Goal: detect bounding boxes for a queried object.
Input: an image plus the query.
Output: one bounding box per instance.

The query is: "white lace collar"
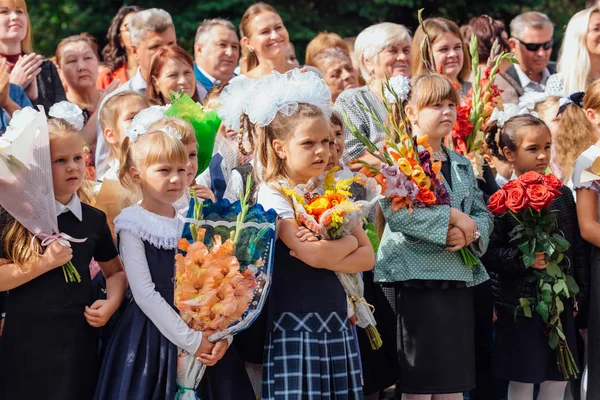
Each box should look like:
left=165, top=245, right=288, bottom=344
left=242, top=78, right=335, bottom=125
left=114, top=204, right=182, bottom=250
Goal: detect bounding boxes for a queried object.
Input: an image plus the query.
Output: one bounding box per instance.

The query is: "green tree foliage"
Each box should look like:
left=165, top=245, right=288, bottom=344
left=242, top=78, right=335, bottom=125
left=27, top=0, right=585, bottom=62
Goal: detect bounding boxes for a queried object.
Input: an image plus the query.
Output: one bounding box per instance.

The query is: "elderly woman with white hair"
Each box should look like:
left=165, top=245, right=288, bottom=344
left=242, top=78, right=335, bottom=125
left=546, top=6, right=600, bottom=96
left=333, top=22, right=412, bottom=168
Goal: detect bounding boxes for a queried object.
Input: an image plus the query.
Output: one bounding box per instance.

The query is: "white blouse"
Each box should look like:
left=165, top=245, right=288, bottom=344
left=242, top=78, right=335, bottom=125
left=114, top=204, right=203, bottom=355
left=572, top=144, right=600, bottom=220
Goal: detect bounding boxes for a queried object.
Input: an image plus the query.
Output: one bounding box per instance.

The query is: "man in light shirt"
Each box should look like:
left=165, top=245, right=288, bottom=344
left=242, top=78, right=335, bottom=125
left=95, top=8, right=177, bottom=177
left=193, top=19, right=240, bottom=103
left=497, top=12, right=555, bottom=104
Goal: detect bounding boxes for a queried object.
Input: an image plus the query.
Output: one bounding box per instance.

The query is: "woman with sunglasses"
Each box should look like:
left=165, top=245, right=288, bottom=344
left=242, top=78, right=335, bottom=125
left=97, top=5, right=142, bottom=90
left=546, top=6, right=600, bottom=96
left=497, top=11, right=555, bottom=105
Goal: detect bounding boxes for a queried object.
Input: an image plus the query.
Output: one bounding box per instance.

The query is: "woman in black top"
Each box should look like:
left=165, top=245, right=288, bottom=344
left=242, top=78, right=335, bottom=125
left=0, top=0, right=66, bottom=110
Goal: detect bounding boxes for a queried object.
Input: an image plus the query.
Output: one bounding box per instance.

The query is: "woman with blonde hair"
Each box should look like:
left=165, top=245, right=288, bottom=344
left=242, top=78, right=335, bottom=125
left=334, top=22, right=412, bottom=167
left=547, top=6, right=600, bottom=96
left=412, top=17, right=472, bottom=96
left=553, top=82, right=600, bottom=184
left=0, top=0, right=66, bottom=110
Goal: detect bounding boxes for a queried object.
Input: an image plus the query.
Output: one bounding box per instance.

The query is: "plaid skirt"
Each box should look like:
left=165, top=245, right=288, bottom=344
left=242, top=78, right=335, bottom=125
left=262, top=311, right=364, bottom=400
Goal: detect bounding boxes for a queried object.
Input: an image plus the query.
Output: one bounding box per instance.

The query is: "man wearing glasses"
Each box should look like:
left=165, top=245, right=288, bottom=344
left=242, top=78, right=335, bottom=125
left=498, top=12, right=555, bottom=104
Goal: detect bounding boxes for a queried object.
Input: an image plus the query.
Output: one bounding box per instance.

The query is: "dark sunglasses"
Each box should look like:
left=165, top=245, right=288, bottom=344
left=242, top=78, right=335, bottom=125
left=515, top=38, right=553, bottom=52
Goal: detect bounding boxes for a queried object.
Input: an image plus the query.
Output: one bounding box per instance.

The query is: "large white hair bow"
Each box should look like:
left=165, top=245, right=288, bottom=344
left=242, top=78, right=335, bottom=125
left=219, top=69, right=332, bottom=129
left=48, top=101, right=85, bottom=130
left=490, top=103, right=538, bottom=128
left=125, top=104, right=171, bottom=142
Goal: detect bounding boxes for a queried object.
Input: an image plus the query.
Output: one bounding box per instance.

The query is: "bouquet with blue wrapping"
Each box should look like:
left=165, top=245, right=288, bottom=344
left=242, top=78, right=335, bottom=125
left=173, top=175, right=277, bottom=399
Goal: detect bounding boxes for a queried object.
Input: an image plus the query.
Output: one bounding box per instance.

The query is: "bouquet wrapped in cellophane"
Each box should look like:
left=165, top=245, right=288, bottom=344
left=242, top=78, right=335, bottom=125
left=282, top=166, right=384, bottom=349
left=173, top=175, right=277, bottom=399
left=450, top=35, right=517, bottom=177
left=0, top=106, right=85, bottom=283
left=166, top=92, right=221, bottom=176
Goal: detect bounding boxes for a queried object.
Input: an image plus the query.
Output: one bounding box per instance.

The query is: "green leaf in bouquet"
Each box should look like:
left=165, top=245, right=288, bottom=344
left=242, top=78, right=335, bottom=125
left=552, top=233, right=570, bottom=253
left=565, top=275, right=580, bottom=296
left=542, top=289, right=552, bottom=304
left=554, top=252, right=564, bottom=264
left=546, top=262, right=561, bottom=277
left=553, top=280, right=565, bottom=295
left=556, top=296, right=564, bottom=314
left=522, top=252, right=536, bottom=268
left=538, top=212, right=557, bottom=227
left=518, top=240, right=535, bottom=256
left=536, top=301, right=549, bottom=323
left=549, top=329, right=559, bottom=349
left=556, top=326, right=566, bottom=340
left=164, top=93, right=220, bottom=175
left=519, top=297, right=532, bottom=318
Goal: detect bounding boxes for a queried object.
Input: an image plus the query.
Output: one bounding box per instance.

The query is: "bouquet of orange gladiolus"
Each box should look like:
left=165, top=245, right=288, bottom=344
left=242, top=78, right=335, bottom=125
left=342, top=77, right=479, bottom=267
left=173, top=176, right=277, bottom=399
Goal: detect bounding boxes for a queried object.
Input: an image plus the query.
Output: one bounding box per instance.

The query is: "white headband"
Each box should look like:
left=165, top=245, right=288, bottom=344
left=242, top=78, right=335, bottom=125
left=384, top=75, right=411, bottom=104
left=490, top=103, right=539, bottom=128
left=125, top=105, right=172, bottom=142
left=48, top=101, right=85, bottom=130
left=218, top=69, right=332, bottom=129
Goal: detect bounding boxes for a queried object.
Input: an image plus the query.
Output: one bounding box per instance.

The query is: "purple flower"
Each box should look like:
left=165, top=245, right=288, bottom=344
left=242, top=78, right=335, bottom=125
left=381, top=163, right=399, bottom=177
left=433, top=181, right=450, bottom=205
left=405, top=180, right=419, bottom=201
left=418, top=150, right=430, bottom=165
left=422, top=161, right=434, bottom=179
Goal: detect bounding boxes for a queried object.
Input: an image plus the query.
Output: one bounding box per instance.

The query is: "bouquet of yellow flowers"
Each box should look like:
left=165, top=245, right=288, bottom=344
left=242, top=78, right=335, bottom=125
left=173, top=176, right=277, bottom=399
left=282, top=167, right=384, bottom=349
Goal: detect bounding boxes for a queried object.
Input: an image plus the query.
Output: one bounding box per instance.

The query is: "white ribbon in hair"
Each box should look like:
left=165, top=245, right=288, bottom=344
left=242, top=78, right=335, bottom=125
left=218, top=69, right=332, bottom=129
left=124, top=104, right=171, bottom=142
left=490, top=103, right=539, bottom=128
left=217, top=77, right=257, bottom=131
left=157, top=126, right=182, bottom=141
left=517, top=92, right=549, bottom=111
left=48, top=101, right=85, bottom=130
left=384, top=75, right=411, bottom=104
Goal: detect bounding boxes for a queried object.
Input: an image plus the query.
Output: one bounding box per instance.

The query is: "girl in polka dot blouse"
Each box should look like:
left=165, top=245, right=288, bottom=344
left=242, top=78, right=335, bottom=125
left=374, top=74, right=492, bottom=399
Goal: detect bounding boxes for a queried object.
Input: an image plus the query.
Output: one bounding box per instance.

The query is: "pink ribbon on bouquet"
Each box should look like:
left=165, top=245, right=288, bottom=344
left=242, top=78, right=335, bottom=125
left=31, top=232, right=87, bottom=251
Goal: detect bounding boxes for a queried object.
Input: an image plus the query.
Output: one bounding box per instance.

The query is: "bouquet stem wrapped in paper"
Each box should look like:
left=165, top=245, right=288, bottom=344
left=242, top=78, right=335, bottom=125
left=283, top=167, right=384, bottom=349
left=0, top=107, right=85, bottom=283
left=174, top=175, right=277, bottom=398
left=488, top=172, right=579, bottom=379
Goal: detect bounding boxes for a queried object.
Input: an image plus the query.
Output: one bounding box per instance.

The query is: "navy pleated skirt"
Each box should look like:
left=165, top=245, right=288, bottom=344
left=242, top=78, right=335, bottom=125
left=94, top=300, right=178, bottom=400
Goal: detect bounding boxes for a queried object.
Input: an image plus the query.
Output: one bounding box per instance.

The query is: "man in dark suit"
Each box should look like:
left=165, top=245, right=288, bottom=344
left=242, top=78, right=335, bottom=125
left=193, top=19, right=240, bottom=103
left=497, top=12, right=555, bottom=104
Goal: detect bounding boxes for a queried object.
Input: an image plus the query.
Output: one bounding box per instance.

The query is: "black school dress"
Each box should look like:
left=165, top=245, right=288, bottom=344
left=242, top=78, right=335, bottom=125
left=0, top=204, right=118, bottom=400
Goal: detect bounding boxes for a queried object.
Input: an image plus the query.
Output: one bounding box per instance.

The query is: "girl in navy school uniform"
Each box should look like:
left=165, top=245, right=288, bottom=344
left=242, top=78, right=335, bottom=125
left=483, top=114, right=588, bottom=400
left=94, top=128, right=228, bottom=399
left=220, top=70, right=374, bottom=399
left=0, top=117, right=128, bottom=400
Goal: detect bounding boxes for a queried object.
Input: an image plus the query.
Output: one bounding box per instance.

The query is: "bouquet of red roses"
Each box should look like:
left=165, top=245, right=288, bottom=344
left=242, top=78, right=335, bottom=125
left=488, top=172, right=580, bottom=379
